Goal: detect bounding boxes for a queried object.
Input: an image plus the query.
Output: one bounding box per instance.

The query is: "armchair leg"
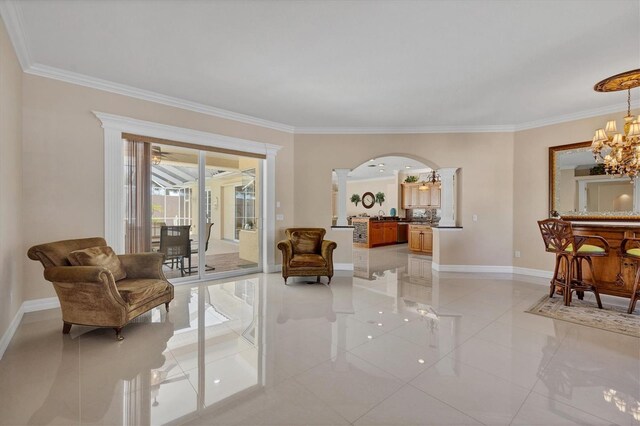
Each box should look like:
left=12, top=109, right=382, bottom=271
left=62, top=322, right=71, bottom=334
left=316, top=276, right=320, bottom=283
left=114, top=328, right=124, bottom=341
left=328, top=276, right=332, bottom=284
left=165, top=302, right=170, bottom=312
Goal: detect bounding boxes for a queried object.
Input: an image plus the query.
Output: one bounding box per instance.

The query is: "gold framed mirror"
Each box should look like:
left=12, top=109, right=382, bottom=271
left=549, top=142, right=640, bottom=220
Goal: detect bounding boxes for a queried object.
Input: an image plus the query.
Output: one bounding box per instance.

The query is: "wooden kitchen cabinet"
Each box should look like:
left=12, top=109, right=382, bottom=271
left=370, top=222, right=384, bottom=246
left=401, top=183, right=441, bottom=209
left=383, top=222, right=397, bottom=244
left=408, top=224, right=433, bottom=254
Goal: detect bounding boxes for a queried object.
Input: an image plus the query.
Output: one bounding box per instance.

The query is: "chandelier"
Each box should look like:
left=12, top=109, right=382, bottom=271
left=418, top=170, right=441, bottom=191
left=591, top=69, right=640, bottom=179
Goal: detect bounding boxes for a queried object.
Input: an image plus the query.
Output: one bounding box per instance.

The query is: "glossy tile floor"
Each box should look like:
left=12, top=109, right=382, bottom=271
left=1, top=245, right=638, bottom=425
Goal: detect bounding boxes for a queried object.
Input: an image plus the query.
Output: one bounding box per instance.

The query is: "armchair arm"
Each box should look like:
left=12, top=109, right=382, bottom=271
left=321, top=240, right=337, bottom=260
left=44, top=265, right=112, bottom=284
left=118, top=252, right=166, bottom=279
left=43, top=266, right=128, bottom=325
left=277, top=240, right=293, bottom=263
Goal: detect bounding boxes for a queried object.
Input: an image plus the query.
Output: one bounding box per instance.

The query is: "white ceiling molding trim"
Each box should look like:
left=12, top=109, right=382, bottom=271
left=512, top=99, right=640, bottom=132
left=295, top=125, right=518, bottom=134
left=93, top=111, right=283, bottom=157
left=28, top=64, right=295, bottom=133
left=0, top=0, right=32, bottom=69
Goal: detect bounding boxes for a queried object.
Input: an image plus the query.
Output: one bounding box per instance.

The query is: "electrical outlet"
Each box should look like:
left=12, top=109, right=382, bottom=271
left=514, top=250, right=521, bottom=258
left=472, top=214, right=478, bottom=222
left=276, top=214, right=284, bottom=221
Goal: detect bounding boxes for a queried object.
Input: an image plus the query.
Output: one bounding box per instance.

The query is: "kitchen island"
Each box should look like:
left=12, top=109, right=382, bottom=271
left=352, top=217, right=409, bottom=248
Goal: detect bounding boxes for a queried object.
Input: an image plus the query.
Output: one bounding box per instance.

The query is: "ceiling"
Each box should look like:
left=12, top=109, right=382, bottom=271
left=4, top=0, right=640, bottom=132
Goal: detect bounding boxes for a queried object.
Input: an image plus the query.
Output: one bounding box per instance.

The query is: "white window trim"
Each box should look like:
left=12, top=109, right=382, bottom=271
left=93, top=111, right=282, bottom=273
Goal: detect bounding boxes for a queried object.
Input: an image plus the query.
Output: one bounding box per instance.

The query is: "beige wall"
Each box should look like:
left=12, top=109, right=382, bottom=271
left=293, top=133, right=515, bottom=266
left=22, top=74, right=294, bottom=301
left=346, top=177, right=396, bottom=216
left=0, top=17, right=23, bottom=339
left=513, top=109, right=639, bottom=272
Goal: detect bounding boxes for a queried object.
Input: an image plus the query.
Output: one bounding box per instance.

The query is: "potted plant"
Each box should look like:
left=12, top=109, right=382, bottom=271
left=350, top=193, right=361, bottom=206
left=404, top=176, right=418, bottom=183
left=375, top=192, right=385, bottom=206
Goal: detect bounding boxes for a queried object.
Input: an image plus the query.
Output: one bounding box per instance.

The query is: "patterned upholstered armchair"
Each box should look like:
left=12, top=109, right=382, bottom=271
left=277, top=228, right=337, bottom=284
left=28, top=237, right=174, bottom=340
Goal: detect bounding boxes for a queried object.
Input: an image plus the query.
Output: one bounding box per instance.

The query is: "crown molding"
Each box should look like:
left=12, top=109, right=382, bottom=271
left=0, top=0, right=32, bottom=69
left=293, top=124, right=517, bottom=134
left=512, top=99, right=640, bottom=132
left=27, top=64, right=295, bottom=133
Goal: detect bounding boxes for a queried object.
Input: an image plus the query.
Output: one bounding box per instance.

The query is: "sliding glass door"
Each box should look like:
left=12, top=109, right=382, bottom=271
left=124, top=137, right=262, bottom=283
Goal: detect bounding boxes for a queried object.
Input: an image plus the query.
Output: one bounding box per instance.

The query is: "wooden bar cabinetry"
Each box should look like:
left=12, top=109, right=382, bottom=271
left=569, top=223, right=640, bottom=298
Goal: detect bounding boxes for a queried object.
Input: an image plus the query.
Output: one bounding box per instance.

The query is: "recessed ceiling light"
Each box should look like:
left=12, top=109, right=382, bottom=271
left=378, top=163, right=385, bottom=167
left=213, top=379, right=221, bottom=384
left=367, top=335, right=373, bottom=339
left=377, top=323, right=383, bottom=327
left=378, top=311, right=383, bottom=314
left=418, top=359, right=425, bottom=364
left=405, top=166, right=411, bottom=169
left=379, top=169, right=385, bottom=173
left=404, top=318, right=409, bottom=322
left=369, top=159, right=375, bottom=162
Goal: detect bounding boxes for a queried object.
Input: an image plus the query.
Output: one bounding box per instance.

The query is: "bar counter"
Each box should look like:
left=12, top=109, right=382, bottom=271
left=570, top=222, right=640, bottom=298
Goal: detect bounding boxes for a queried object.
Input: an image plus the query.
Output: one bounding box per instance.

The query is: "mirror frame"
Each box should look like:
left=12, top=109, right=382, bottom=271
left=549, top=141, right=640, bottom=221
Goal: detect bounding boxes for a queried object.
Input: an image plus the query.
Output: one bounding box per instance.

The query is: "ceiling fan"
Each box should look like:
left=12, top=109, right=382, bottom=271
left=152, top=146, right=170, bottom=165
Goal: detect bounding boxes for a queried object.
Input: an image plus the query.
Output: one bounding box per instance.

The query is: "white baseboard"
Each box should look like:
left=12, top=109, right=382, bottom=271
left=432, top=262, right=553, bottom=278
left=511, top=267, right=553, bottom=279
left=22, top=297, right=60, bottom=313
left=335, top=263, right=354, bottom=271
left=0, top=305, right=24, bottom=360
left=264, top=264, right=282, bottom=273
left=432, top=263, right=513, bottom=273
left=0, top=296, right=61, bottom=360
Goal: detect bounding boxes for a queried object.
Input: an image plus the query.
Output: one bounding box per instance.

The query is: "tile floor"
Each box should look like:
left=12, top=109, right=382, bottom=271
left=0, top=245, right=638, bottom=425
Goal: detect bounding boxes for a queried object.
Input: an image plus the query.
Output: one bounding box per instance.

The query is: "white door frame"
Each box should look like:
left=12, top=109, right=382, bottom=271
left=94, top=111, right=282, bottom=273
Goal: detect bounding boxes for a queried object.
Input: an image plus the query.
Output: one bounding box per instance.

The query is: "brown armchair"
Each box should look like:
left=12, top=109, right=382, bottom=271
left=277, top=228, right=337, bottom=284
left=28, top=237, right=174, bottom=340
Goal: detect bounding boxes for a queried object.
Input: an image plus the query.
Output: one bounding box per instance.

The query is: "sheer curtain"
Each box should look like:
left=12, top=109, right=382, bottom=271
left=124, top=140, right=151, bottom=253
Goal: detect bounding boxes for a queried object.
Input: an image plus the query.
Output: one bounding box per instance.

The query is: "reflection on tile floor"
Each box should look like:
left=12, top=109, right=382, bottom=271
left=1, top=245, right=638, bottom=425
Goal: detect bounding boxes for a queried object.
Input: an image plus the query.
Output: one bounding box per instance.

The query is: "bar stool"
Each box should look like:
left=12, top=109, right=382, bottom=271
left=619, top=238, right=640, bottom=314
left=538, top=219, right=607, bottom=308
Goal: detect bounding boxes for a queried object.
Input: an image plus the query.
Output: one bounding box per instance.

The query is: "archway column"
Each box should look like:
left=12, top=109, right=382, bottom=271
left=437, top=167, right=459, bottom=227
left=334, top=168, right=351, bottom=226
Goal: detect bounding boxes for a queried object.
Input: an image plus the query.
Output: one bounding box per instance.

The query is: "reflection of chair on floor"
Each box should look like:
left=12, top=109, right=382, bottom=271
left=27, top=318, right=176, bottom=425
left=159, top=225, right=192, bottom=277
left=187, top=222, right=215, bottom=274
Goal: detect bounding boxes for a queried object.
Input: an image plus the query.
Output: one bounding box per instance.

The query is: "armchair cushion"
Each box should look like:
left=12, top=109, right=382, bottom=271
left=290, top=254, right=327, bottom=268
left=68, top=246, right=127, bottom=281
left=289, top=230, right=323, bottom=254
left=116, top=278, right=170, bottom=306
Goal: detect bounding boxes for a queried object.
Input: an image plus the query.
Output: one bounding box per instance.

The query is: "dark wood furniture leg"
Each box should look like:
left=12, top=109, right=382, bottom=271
left=62, top=322, right=71, bottom=334
left=114, top=328, right=124, bottom=341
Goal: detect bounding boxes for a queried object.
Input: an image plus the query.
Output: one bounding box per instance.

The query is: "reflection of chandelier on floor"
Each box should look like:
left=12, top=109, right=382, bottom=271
left=591, top=69, right=640, bottom=179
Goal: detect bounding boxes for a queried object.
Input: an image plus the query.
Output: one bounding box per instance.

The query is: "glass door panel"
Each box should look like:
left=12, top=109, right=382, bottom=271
left=150, top=143, right=199, bottom=281
left=204, top=153, right=261, bottom=278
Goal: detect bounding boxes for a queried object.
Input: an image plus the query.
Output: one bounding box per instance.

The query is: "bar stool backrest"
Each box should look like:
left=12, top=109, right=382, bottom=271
left=538, top=218, right=573, bottom=254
